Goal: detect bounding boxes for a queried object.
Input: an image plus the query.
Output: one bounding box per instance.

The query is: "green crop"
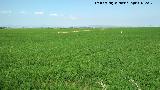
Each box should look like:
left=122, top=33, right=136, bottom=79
left=0, top=27, right=160, bottom=89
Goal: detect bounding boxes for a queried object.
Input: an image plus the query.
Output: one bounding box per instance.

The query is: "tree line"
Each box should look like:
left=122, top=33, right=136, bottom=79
left=0, top=27, right=8, bottom=29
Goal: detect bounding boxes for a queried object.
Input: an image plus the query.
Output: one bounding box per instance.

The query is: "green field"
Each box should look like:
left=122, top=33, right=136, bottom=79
left=0, top=27, right=160, bottom=89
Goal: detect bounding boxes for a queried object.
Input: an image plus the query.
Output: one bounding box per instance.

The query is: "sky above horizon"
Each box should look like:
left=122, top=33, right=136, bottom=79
left=0, top=0, right=160, bottom=27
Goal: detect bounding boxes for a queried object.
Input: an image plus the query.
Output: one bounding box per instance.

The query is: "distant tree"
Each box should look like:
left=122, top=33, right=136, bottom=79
left=0, top=27, right=7, bottom=29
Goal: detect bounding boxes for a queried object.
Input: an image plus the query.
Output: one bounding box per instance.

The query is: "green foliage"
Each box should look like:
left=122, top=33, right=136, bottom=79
left=0, top=27, right=7, bottom=29
left=0, top=27, right=160, bottom=89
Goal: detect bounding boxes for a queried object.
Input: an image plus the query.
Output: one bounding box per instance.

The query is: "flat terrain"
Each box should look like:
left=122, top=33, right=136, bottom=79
left=0, top=27, right=160, bottom=89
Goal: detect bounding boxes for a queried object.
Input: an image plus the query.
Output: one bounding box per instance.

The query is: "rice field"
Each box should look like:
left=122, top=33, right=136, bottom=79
left=0, top=27, right=160, bottom=89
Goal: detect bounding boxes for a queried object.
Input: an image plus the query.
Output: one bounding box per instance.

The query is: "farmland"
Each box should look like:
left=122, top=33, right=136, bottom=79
left=0, top=27, right=160, bottom=89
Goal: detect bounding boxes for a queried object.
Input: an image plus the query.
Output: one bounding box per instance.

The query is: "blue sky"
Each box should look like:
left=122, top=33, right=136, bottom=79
left=0, top=0, right=160, bottom=27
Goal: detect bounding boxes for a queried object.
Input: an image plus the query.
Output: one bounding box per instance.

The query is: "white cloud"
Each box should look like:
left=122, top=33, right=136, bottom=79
left=69, top=15, right=78, bottom=20
left=0, top=10, right=12, bottom=14
left=49, top=13, right=58, bottom=16
left=34, top=11, right=44, bottom=15
left=20, top=11, right=26, bottom=14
